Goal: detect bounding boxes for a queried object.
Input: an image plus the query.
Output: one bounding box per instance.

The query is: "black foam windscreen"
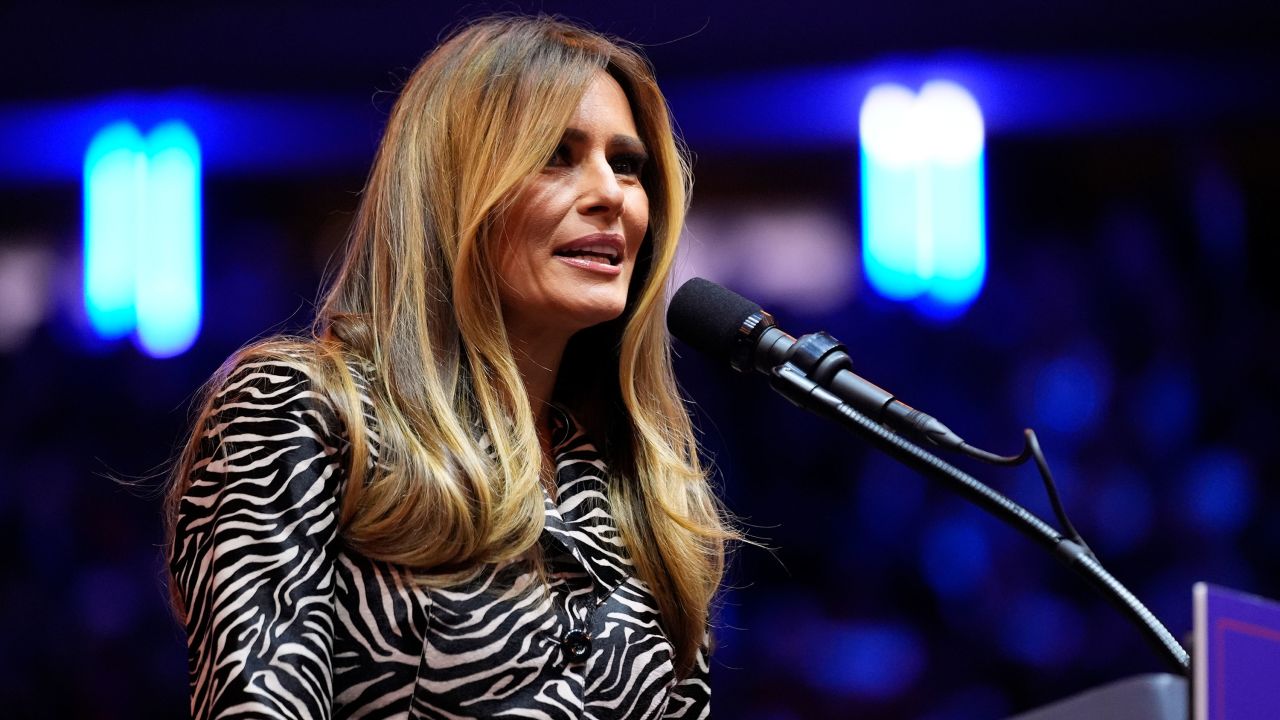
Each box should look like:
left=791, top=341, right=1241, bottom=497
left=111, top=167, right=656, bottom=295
left=667, top=277, right=762, bottom=364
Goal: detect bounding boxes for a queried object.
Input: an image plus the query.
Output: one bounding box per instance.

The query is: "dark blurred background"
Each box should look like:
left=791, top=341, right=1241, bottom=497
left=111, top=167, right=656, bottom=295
left=3, top=1, right=1279, bottom=718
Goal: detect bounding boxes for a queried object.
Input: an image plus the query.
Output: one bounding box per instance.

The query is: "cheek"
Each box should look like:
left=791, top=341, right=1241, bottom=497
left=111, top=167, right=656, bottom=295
left=491, top=231, right=543, bottom=313
left=493, top=190, right=554, bottom=280
left=499, top=182, right=560, bottom=242
left=627, top=195, right=651, bottom=256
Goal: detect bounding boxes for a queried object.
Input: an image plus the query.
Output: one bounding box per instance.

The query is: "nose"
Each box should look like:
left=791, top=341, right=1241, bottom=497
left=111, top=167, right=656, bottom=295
left=576, top=155, right=624, bottom=219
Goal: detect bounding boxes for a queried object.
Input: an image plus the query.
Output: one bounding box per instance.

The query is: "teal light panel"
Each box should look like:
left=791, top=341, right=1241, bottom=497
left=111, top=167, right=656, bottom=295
left=859, top=81, right=986, bottom=317
left=83, top=121, right=202, bottom=357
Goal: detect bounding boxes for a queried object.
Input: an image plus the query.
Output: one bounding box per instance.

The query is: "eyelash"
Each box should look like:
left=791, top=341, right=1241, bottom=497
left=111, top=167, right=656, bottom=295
left=546, top=145, right=648, bottom=176
left=547, top=144, right=572, bottom=167
left=611, top=153, right=647, bottom=176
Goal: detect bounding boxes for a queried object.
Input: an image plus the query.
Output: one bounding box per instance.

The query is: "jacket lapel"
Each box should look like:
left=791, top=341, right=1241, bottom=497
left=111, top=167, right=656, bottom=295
left=539, top=405, right=631, bottom=598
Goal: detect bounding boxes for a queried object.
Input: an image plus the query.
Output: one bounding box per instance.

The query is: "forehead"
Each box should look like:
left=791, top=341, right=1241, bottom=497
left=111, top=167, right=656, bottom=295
left=566, top=70, right=639, bottom=138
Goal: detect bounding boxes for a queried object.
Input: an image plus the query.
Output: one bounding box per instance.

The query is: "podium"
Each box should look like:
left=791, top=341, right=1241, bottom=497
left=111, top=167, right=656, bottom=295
left=1005, top=584, right=1280, bottom=719
left=1006, top=674, right=1187, bottom=720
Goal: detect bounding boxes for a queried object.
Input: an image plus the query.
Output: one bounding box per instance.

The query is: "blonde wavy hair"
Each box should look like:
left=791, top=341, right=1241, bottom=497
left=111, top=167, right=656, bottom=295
left=166, top=15, right=736, bottom=677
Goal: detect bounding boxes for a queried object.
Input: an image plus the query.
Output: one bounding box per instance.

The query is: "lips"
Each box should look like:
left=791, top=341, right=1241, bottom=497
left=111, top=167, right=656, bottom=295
left=553, top=234, right=624, bottom=267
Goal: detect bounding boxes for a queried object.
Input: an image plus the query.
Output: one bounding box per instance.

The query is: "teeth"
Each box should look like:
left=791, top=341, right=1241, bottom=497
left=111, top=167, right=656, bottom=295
left=558, top=243, right=620, bottom=265
left=577, top=244, right=618, bottom=260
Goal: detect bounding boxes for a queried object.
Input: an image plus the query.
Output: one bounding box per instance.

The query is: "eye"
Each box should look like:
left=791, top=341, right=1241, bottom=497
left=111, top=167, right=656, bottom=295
left=610, top=152, right=648, bottom=176
left=546, top=142, right=571, bottom=168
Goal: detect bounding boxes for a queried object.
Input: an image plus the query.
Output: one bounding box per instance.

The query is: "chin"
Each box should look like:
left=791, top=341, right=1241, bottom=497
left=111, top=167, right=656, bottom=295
left=562, top=298, right=628, bottom=333
left=575, top=306, right=628, bottom=331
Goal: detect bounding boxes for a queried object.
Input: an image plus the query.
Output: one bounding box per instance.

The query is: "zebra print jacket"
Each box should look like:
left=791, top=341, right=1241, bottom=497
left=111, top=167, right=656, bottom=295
left=169, top=356, right=711, bottom=719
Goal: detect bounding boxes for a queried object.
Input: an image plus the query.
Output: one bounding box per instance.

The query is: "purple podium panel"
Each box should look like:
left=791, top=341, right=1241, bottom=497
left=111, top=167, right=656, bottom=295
left=1193, top=583, right=1280, bottom=720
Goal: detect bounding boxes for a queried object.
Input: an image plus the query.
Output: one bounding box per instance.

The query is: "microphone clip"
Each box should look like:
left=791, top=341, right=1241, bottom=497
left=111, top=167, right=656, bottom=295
left=785, top=331, right=854, bottom=386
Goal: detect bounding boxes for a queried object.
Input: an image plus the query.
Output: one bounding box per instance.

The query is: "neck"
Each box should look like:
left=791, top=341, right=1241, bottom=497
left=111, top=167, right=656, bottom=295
left=508, top=326, right=571, bottom=439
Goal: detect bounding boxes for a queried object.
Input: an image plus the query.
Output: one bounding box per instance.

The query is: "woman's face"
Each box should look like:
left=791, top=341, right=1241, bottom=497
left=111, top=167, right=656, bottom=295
left=495, top=69, right=650, bottom=348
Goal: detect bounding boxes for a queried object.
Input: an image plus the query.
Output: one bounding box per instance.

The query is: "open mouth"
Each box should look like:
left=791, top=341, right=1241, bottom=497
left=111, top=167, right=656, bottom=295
left=553, top=245, right=620, bottom=266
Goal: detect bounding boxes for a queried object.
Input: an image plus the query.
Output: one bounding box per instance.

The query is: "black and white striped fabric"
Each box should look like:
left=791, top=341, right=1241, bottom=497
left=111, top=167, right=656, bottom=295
left=170, top=356, right=711, bottom=719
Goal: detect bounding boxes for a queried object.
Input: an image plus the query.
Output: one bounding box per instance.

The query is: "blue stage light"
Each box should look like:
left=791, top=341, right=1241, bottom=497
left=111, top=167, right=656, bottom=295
left=136, top=122, right=202, bottom=358
left=82, top=120, right=202, bottom=357
left=1180, top=448, right=1254, bottom=535
left=809, top=621, right=924, bottom=698
left=84, top=122, right=145, bottom=340
left=859, top=81, right=986, bottom=317
left=1030, top=353, right=1110, bottom=436
left=920, top=513, right=991, bottom=599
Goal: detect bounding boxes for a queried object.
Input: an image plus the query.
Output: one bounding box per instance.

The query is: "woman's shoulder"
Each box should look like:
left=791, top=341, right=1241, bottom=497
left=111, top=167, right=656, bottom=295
left=204, top=337, right=377, bottom=444
left=217, top=337, right=371, bottom=382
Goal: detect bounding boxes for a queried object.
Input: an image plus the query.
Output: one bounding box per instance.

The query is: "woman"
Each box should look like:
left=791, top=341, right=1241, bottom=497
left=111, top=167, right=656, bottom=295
left=165, top=15, right=737, bottom=720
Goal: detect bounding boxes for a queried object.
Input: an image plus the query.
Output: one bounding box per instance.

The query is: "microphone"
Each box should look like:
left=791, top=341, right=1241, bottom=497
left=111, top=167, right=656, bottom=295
left=668, top=277, right=965, bottom=450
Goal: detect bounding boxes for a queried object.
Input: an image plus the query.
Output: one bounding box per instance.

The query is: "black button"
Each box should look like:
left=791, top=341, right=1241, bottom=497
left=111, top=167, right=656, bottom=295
left=563, top=629, right=592, bottom=663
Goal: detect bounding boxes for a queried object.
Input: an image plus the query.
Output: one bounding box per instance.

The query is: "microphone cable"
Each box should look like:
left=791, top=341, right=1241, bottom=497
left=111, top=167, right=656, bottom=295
left=958, top=430, right=1097, bottom=564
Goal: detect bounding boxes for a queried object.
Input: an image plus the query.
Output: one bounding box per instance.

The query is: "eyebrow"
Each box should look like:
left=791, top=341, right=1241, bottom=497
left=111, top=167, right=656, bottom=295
left=562, top=127, right=648, bottom=155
